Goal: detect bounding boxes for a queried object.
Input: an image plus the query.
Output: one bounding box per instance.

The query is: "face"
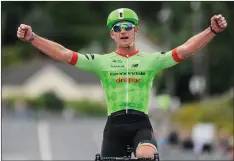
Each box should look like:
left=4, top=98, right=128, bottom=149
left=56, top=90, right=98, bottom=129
left=110, top=21, right=139, bottom=48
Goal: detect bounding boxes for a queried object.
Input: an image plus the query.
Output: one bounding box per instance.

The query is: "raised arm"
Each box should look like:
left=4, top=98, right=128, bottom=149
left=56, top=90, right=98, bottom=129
left=176, top=14, right=227, bottom=59
left=17, top=24, right=76, bottom=64
left=17, top=24, right=102, bottom=73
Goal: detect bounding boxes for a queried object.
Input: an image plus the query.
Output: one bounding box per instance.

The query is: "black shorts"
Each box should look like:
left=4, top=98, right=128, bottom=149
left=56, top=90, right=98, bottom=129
left=101, top=109, right=158, bottom=157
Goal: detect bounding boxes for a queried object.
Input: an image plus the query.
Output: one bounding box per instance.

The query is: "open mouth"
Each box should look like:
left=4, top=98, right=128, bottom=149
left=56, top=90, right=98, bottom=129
left=120, top=36, right=129, bottom=40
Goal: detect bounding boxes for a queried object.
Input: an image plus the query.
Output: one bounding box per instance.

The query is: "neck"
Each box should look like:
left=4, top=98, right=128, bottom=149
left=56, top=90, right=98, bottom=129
left=116, top=43, right=137, bottom=55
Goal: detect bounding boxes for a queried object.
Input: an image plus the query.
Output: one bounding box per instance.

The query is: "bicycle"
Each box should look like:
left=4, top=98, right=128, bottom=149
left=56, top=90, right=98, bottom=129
left=95, top=145, right=160, bottom=161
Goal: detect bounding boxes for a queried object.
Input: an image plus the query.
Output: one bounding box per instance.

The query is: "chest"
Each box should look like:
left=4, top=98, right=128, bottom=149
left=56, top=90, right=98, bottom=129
left=99, top=56, right=155, bottom=84
left=101, top=56, right=152, bottom=72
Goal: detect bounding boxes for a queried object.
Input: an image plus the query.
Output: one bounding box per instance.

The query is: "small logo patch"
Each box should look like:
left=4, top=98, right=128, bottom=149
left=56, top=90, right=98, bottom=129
left=132, top=64, right=138, bottom=67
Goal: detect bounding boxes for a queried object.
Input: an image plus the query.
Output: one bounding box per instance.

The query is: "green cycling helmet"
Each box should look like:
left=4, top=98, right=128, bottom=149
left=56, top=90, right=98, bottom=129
left=107, top=8, right=139, bottom=29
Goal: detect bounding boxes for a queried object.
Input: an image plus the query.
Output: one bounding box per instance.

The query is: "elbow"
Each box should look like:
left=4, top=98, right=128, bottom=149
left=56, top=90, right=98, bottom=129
left=61, top=48, right=73, bottom=63
left=181, top=44, right=196, bottom=57
left=52, top=53, right=64, bottom=61
left=54, top=49, right=70, bottom=62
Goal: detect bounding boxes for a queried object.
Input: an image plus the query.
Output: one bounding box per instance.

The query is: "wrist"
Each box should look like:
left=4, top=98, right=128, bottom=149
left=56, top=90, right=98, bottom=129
left=209, top=26, right=218, bottom=35
left=28, top=32, right=36, bottom=43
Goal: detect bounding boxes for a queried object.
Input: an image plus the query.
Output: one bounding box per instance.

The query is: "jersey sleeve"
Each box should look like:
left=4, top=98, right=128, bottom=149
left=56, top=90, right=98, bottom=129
left=150, top=48, right=183, bottom=70
left=69, top=52, right=101, bottom=73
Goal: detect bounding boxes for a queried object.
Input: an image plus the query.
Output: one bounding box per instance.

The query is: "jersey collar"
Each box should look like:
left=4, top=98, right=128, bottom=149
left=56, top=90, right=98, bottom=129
left=115, top=50, right=139, bottom=58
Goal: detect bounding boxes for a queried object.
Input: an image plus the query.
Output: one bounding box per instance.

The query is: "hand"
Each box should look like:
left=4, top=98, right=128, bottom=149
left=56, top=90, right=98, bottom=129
left=17, top=24, right=34, bottom=41
left=210, top=14, right=227, bottom=33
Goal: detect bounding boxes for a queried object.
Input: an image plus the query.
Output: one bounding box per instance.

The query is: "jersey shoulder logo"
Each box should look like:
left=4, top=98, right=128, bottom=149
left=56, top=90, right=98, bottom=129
left=85, top=54, right=95, bottom=60
left=160, top=51, right=166, bottom=54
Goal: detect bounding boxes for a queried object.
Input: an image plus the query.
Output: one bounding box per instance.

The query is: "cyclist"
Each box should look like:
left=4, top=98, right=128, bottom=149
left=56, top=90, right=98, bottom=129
left=17, top=8, right=227, bottom=159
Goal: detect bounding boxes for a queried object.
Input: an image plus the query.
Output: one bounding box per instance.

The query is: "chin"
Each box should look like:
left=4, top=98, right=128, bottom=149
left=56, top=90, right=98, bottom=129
left=119, top=43, right=132, bottom=48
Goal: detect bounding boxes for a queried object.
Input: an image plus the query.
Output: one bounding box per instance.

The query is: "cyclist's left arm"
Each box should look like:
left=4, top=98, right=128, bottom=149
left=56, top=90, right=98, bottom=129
left=151, top=27, right=216, bottom=70
left=176, top=27, right=216, bottom=59
left=177, top=14, right=227, bottom=59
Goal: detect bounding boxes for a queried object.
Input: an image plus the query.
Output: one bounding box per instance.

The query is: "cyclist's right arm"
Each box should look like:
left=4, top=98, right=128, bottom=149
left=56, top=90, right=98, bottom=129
left=31, top=34, right=73, bottom=63
left=17, top=24, right=73, bottom=63
left=17, top=24, right=98, bottom=72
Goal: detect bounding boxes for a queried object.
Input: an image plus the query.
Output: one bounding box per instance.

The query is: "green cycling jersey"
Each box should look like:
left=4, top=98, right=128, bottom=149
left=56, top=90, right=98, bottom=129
left=71, top=49, right=182, bottom=116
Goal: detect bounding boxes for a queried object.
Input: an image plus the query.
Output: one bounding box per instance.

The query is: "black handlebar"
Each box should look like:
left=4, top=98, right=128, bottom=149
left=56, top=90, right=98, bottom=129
left=95, top=153, right=160, bottom=161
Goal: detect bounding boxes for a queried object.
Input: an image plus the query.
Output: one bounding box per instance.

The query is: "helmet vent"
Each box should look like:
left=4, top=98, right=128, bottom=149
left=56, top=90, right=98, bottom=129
left=120, top=12, right=123, bottom=18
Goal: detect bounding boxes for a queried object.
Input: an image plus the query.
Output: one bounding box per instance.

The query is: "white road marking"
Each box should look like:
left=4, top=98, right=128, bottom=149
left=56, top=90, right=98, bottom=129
left=37, top=120, right=52, bottom=160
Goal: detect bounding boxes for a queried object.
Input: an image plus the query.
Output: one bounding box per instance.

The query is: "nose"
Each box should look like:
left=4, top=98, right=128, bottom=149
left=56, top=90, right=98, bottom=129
left=120, top=27, right=126, bottom=34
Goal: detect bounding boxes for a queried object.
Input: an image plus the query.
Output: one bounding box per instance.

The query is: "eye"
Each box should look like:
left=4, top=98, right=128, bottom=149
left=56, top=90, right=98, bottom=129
left=113, top=25, right=121, bottom=32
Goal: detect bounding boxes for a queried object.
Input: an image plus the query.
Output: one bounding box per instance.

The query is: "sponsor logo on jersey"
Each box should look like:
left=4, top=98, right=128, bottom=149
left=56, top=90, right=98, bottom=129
left=111, top=65, right=124, bottom=68
left=132, top=64, right=138, bottom=67
left=110, top=72, right=145, bottom=76
left=116, top=77, right=141, bottom=83
left=112, top=60, right=122, bottom=63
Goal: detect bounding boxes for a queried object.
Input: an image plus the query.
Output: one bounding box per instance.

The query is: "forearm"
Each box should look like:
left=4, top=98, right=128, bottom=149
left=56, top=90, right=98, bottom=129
left=177, top=27, right=216, bottom=59
left=31, top=33, right=72, bottom=62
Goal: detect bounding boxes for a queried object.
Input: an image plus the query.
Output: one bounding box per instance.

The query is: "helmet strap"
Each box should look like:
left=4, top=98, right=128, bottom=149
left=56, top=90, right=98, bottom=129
left=127, top=31, right=136, bottom=49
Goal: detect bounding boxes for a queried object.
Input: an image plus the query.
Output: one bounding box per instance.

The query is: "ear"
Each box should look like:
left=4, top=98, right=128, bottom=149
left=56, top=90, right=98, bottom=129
left=110, top=30, right=115, bottom=40
left=134, top=27, right=139, bottom=35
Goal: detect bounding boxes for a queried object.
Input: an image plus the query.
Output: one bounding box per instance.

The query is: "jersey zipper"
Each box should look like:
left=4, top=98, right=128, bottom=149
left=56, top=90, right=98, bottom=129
left=126, top=55, right=129, bottom=114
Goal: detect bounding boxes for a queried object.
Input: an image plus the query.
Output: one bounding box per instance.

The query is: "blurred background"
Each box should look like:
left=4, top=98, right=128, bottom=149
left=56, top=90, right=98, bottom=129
left=1, top=1, right=234, bottom=160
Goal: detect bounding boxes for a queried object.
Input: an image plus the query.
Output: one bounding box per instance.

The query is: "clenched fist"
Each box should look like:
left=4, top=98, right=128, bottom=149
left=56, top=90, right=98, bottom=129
left=17, top=24, right=34, bottom=41
left=210, top=14, right=227, bottom=33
